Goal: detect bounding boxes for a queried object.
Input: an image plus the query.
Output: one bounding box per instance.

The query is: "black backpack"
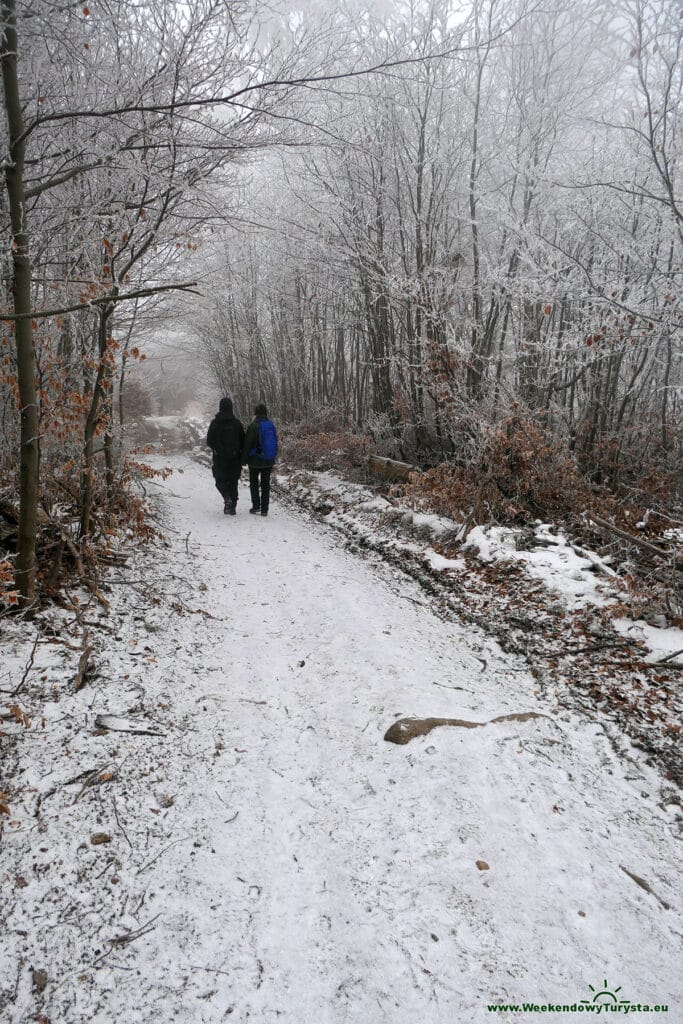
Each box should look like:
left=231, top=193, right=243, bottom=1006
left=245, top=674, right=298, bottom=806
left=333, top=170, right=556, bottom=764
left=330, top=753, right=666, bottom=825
left=215, top=419, right=242, bottom=460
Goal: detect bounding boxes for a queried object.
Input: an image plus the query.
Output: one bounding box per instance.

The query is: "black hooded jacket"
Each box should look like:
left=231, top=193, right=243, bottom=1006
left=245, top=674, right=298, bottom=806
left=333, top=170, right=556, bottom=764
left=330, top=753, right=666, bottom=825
left=206, top=398, right=245, bottom=465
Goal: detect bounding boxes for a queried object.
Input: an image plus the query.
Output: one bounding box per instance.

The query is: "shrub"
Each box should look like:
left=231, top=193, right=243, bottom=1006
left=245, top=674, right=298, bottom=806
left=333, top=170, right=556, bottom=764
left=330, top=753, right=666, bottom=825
left=403, top=414, right=594, bottom=524
left=279, top=427, right=371, bottom=476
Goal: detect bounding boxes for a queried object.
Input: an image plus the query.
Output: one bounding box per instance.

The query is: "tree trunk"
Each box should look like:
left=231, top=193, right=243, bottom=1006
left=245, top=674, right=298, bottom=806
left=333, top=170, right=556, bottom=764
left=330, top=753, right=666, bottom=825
left=1, top=0, right=39, bottom=604
left=80, top=301, right=115, bottom=537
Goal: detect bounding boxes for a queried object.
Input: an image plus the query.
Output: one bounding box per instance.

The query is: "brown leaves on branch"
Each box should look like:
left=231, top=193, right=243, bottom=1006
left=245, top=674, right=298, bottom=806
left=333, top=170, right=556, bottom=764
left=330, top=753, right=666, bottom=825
left=395, top=412, right=681, bottom=620
left=0, top=454, right=166, bottom=610
left=2, top=704, right=31, bottom=728
left=403, top=413, right=594, bottom=525
left=281, top=427, right=371, bottom=475
left=401, top=412, right=677, bottom=540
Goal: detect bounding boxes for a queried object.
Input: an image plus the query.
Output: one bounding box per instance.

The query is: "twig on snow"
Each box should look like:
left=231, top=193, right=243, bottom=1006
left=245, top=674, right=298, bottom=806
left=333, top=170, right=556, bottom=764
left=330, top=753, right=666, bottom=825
left=136, top=836, right=190, bottom=875
left=112, top=796, right=133, bottom=850
left=94, top=714, right=165, bottom=736
left=656, top=647, right=683, bottom=665
left=619, top=865, right=671, bottom=911
left=92, top=913, right=163, bottom=964
left=10, top=633, right=39, bottom=697
left=73, top=765, right=118, bottom=803
left=109, top=913, right=162, bottom=946
left=562, top=639, right=633, bottom=656
left=94, top=857, right=118, bottom=880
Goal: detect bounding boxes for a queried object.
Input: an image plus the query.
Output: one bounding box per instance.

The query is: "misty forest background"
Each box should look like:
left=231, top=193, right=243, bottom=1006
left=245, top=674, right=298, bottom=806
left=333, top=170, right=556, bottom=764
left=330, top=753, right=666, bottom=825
left=0, top=0, right=681, bottom=606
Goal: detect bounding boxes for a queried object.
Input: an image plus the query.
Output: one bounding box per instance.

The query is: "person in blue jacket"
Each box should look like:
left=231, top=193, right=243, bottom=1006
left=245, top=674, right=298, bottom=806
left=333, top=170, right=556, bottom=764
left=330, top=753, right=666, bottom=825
left=242, top=403, right=278, bottom=517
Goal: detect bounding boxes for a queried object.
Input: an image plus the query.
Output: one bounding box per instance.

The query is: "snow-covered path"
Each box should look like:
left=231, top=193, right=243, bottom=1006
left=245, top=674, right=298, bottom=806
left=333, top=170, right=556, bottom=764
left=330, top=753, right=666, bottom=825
left=2, top=456, right=681, bottom=1023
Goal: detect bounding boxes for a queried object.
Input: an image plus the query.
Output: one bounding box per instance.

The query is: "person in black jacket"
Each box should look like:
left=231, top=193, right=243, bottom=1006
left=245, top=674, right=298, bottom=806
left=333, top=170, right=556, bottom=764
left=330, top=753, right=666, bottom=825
left=206, top=397, right=245, bottom=515
left=242, top=403, right=277, bottom=516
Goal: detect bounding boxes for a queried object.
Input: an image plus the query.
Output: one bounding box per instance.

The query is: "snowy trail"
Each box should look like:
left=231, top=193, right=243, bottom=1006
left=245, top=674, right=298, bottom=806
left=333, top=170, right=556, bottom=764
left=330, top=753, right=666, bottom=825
left=2, top=455, right=681, bottom=1023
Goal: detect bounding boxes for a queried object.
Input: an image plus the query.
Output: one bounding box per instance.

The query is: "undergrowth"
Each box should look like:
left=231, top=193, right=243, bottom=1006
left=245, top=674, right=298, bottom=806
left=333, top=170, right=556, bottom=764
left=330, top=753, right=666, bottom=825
left=0, top=455, right=170, bottom=610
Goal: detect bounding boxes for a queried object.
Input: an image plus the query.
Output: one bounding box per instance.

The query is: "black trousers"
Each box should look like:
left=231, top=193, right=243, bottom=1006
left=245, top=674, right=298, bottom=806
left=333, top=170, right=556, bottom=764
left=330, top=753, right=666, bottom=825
left=212, top=460, right=241, bottom=505
left=249, top=466, right=271, bottom=512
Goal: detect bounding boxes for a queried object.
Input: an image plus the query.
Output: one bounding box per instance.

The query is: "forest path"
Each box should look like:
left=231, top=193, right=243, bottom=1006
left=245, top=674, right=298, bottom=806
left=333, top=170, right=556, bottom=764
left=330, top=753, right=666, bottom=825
left=3, top=455, right=681, bottom=1023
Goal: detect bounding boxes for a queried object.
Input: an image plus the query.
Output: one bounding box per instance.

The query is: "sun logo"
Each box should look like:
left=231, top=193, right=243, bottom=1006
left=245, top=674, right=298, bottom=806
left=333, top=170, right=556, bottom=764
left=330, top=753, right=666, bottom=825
left=581, top=980, right=628, bottom=1006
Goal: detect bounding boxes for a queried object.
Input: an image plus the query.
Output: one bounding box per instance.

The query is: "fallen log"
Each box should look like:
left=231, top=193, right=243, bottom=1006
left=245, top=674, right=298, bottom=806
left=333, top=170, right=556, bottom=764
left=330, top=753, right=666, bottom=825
left=588, top=512, right=678, bottom=566
left=368, top=455, right=421, bottom=482
left=384, top=711, right=551, bottom=745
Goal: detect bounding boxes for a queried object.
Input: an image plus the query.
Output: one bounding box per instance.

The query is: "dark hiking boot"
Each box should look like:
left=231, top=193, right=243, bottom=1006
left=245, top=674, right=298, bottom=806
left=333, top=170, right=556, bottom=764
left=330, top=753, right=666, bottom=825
left=261, top=510, right=268, bottom=517
left=224, top=500, right=235, bottom=515
left=249, top=507, right=260, bottom=515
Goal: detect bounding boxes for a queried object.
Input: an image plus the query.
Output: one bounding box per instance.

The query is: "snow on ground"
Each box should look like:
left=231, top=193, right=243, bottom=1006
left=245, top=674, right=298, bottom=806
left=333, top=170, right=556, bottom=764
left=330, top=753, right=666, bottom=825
left=129, top=414, right=206, bottom=450
left=281, top=470, right=621, bottom=614
left=612, top=619, right=683, bottom=664
left=1, top=456, right=681, bottom=1023
left=279, top=469, right=683, bottom=780
left=463, top=525, right=616, bottom=611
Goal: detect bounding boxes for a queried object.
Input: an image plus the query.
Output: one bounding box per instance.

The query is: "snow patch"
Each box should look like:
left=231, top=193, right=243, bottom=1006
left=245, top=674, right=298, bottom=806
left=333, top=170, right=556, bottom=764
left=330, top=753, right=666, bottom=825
left=425, top=549, right=466, bottom=572
left=613, top=618, right=683, bottom=663
left=464, top=524, right=612, bottom=609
